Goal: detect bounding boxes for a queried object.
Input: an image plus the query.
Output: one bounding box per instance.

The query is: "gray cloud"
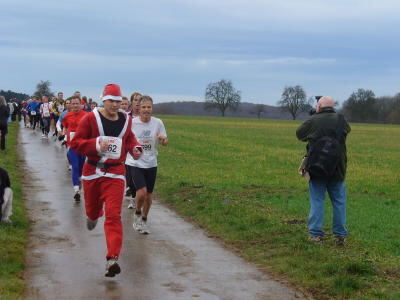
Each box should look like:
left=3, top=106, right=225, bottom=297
left=1, top=0, right=400, bottom=104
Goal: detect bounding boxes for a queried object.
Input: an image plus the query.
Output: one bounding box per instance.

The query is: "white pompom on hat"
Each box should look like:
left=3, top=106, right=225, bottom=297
left=101, top=84, right=123, bottom=101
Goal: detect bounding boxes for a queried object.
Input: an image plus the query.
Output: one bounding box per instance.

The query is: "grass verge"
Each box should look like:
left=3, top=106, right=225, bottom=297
left=156, top=115, right=400, bottom=299
left=0, top=122, right=29, bottom=299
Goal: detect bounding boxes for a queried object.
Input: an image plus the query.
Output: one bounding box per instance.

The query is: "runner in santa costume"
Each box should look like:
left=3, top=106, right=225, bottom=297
left=70, top=83, right=142, bottom=277
left=62, top=97, right=87, bottom=202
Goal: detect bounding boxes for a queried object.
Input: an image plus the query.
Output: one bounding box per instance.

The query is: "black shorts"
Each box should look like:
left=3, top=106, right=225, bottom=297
left=125, top=165, right=135, bottom=192
left=128, top=166, right=157, bottom=193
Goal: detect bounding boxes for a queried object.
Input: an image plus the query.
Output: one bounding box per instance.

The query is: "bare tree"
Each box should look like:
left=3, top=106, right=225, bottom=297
left=342, top=88, right=376, bottom=122
left=34, top=80, right=53, bottom=98
left=204, top=79, right=241, bottom=117
left=250, top=104, right=267, bottom=119
left=277, top=85, right=307, bottom=120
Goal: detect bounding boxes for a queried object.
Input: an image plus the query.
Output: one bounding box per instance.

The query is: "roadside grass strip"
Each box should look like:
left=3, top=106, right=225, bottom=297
left=156, top=115, right=400, bottom=299
left=0, top=123, right=29, bottom=299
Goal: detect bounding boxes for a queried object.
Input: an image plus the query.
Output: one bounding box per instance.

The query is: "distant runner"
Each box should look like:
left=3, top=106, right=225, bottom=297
left=125, top=92, right=142, bottom=208
left=28, top=97, right=41, bottom=130
left=40, top=96, right=52, bottom=138
left=21, top=100, right=29, bottom=128
left=120, top=96, right=130, bottom=113
left=62, top=97, right=87, bottom=201
left=129, top=92, right=142, bottom=118
left=51, top=92, right=64, bottom=136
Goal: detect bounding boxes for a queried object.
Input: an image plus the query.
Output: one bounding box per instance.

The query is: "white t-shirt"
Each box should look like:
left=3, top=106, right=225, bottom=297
left=41, top=102, right=51, bottom=117
left=125, top=116, right=167, bottom=168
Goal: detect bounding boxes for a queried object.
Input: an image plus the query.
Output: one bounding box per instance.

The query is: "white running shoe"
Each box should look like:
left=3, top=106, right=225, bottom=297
left=41, top=133, right=45, bottom=138
left=133, top=214, right=143, bottom=232
left=105, top=259, right=121, bottom=277
left=127, top=200, right=135, bottom=209
left=140, top=220, right=150, bottom=235
left=68, top=165, right=72, bottom=171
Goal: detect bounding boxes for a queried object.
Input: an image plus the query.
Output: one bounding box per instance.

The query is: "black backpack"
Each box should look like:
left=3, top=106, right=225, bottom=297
left=306, top=114, right=345, bottom=178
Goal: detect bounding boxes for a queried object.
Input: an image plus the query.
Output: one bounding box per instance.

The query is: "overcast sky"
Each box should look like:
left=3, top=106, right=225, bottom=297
left=1, top=0, right=400, bottom=105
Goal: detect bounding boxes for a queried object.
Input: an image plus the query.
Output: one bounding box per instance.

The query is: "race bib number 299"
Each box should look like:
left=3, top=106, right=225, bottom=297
left=101, top=136, right=122, bottom=159
left=142, top=144, right=152, bottom=152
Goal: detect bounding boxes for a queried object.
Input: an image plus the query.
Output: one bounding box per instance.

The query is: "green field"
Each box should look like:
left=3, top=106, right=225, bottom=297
left=0, top=122, right=29, bottom=299
left=1, top=117, right=399, bottom=299
left=156, top=115, right=400, bottom=299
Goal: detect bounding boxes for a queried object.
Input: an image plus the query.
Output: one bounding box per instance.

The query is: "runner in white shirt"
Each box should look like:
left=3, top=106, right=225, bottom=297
left=40, top=96, right=52, bottom=138
left=125, top=95, right=168, bottom=234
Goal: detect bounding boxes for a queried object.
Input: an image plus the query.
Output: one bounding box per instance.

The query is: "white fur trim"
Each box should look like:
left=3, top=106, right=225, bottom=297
left=93, top=108, right=105, bottom=136
left=81, top=172, right=126, bottom=181
left=95, top=136, right=101, bottom=154
left=101, top=95, right=122, bottom=101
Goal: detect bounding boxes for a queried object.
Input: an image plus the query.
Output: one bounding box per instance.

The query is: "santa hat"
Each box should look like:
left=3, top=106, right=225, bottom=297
left=101, top=84, right=122, bottom=101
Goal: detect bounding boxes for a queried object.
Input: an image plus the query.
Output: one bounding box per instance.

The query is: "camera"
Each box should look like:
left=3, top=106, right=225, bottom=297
left=309, top=95, right=322, bottom=115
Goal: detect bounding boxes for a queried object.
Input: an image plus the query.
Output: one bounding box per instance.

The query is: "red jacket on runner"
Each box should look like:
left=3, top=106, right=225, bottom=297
left=62, top=110, right=87, bottom=147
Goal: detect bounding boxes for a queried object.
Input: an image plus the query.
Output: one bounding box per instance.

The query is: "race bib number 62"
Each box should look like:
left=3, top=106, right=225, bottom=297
left=101, top=136, right=122, bottom=159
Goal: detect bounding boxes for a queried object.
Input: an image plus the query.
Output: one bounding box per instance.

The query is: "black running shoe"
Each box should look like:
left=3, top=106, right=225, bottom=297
left=74, top=192, right=81, bottom=202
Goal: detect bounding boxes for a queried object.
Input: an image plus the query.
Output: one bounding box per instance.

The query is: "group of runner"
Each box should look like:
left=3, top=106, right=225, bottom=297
left=20, top=92, right=98, bottom=138
left=21, top=84, right=168, bottom=277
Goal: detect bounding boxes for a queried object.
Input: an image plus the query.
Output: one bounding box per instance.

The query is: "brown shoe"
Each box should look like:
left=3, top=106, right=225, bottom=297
left=336, top=236, right=346, bottom=246
left=308, top=236, right=323, bottom=243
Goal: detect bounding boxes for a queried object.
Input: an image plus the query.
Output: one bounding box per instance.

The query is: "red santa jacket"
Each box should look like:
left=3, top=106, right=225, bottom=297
left=62, top=110, right=87, bottom=146
left=70, top=108, right=141, bottom=181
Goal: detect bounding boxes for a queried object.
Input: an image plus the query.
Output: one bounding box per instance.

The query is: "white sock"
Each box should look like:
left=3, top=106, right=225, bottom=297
left=73, top=186, right=80, bottom=193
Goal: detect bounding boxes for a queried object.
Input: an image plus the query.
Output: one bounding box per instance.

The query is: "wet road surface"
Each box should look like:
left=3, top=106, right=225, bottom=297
left=21, top=126, right=306, bottom=300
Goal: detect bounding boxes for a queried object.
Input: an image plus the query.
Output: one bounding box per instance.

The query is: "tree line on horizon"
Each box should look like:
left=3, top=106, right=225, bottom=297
left=203, top=79, right=400, bottom=124
left=2, top=80, right=400, bottom=124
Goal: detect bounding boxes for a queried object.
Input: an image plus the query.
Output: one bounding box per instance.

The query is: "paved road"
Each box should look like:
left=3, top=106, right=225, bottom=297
left=21, top=125, right=306, bottom=300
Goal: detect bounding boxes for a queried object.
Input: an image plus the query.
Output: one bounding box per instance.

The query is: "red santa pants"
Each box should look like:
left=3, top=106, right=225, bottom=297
left=83, top=177, right=125, bottom=259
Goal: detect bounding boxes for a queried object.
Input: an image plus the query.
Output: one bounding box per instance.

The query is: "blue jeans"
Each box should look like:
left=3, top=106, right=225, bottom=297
left=308, top=180, right=348, bottom=237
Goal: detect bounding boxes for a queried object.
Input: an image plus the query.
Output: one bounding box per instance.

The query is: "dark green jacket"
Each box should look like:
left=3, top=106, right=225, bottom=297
left=296, top=107, right=351, bottom=181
